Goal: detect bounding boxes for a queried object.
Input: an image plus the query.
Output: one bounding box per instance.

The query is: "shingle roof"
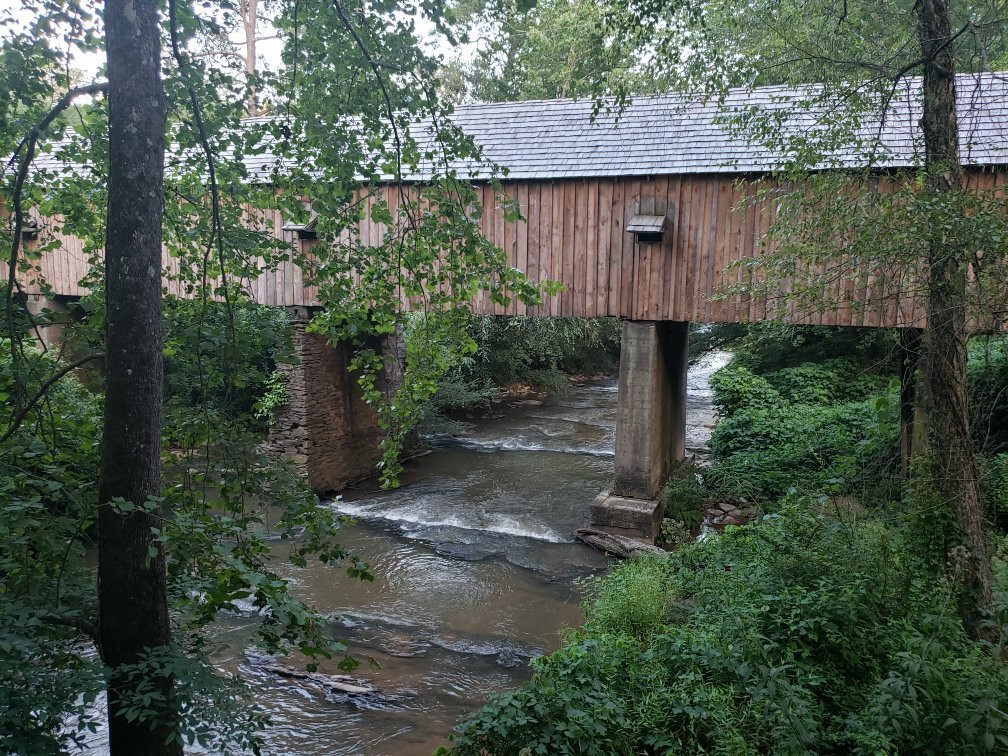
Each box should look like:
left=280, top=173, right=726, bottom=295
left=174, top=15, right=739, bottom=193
left=436, top=72, right=1008, bottom=179
left=33, top=72, right=1008, bottom=183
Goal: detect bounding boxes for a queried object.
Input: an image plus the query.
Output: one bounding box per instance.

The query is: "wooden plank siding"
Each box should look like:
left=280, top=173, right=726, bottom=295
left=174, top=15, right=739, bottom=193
left=12, top=170, right=1006, bottom=328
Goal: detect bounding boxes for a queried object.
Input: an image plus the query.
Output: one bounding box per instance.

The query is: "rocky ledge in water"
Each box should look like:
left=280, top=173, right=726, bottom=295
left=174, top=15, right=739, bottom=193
left=248, top=654, right=411, bottom=709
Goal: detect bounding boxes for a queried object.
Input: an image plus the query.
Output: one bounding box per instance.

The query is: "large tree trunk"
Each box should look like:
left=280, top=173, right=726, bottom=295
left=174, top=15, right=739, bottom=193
left=99, top=1, right=179, bottom=752
left=916, top=0, right=994, bottom=641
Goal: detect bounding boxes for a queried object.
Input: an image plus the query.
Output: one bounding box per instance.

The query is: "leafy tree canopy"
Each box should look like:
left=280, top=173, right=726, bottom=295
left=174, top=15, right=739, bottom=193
left=441, top=0, right=664, bottom=102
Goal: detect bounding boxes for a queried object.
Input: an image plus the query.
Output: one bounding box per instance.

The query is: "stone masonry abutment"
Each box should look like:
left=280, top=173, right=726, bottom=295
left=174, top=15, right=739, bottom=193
left=266, top=307, right=403, bottom=494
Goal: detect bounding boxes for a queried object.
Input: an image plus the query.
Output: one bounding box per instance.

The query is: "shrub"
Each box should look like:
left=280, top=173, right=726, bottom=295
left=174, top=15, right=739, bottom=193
left=162, top=299, right=292, bottom=427
left=706, top=355, right=900, bottom=503
left=418, top=370, right=500, bottom=433
left=663, top=472, right=705, bottom=525
left=969, top=335, right=1008, bottom=454
left=580, top=556, right=674, bottom=641
left=0, top=349, right=105, bottom=752
left=687, top=322, right=748, bottom=362
left=447, top=507, right=1008, bottom=755
left=709, top=364, right=783, bottom=416
left=732, top=323, right=898, bottom=374
left=707, top=398, right=897, bottom=501
left=982, top=453, right=1008, bottom=529
left=768, top=358, right=881, bottom=405
left=417, top=313, right=623, bottom=429
left=467, top=314, right=622, bottom=386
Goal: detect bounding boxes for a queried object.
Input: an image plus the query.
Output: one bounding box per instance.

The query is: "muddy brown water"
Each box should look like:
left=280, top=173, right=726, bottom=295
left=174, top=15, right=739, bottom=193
left=81, top=351, right=729, bottom=754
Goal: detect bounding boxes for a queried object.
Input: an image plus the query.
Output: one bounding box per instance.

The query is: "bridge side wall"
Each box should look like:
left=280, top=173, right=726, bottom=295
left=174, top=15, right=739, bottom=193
left=20, top=168, right=1006, bottom=328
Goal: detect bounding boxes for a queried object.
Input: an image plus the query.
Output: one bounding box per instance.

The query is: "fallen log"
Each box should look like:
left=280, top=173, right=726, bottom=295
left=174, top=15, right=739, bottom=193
left=575, top=528, right=666, bottom=558
left=259, top=662, right=375, bottom=696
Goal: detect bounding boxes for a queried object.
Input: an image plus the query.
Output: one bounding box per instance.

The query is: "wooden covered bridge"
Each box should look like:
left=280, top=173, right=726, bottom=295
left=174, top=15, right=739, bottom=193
left=15, top=73, right=1008, bottom=540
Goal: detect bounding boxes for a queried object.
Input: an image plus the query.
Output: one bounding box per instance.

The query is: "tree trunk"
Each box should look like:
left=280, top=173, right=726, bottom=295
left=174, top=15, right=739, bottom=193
left=99, top=1, right=179, bottom=752
left=241, top=0, right=259, bottom=115
left=898, top=327, right=922, bottom=479
left=915, top=0, right=994, bottom=641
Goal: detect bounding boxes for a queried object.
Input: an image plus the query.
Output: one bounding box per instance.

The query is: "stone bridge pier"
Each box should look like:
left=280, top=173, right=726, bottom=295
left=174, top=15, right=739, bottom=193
left=591, top=320, right=689, bottom=542
left=266, top=307, right=403, bottom=494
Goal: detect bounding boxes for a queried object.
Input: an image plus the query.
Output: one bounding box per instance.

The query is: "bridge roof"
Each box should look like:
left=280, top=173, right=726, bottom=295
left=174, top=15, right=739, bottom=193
left=34, top=72, right=1008, bottom=183
left=433, top=72, right=1008, bottom=180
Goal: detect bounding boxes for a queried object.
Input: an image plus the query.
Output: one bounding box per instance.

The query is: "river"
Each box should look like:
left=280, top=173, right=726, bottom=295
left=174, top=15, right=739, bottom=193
left=83, top=350, right=729, bottom=754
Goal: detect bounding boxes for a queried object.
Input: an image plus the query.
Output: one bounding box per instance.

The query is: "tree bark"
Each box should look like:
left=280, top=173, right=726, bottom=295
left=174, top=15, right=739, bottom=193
left=898, top=327, right=922, bottom=479
left=915, top=0, right=994, bottom=641
left=241, top=0, right=259, bottom=115
left=99, top=1, right=180, bottom=752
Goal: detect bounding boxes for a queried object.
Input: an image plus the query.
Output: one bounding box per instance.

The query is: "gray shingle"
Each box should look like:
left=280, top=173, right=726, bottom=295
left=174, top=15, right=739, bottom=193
left=33, top=73, right=1008, bottom=183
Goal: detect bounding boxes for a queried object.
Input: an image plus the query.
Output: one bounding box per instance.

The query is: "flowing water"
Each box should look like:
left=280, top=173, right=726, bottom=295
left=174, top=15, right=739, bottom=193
left=83, top=350, right=730, bottom=754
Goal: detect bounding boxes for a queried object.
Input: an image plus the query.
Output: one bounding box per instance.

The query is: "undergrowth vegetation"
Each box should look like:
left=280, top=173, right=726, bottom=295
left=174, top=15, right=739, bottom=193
left=0, top=301, right=355, bottom=750
left=417, top=313, right=621, bottom=431
left=448, top=505, right=1008, bottom=755
left=162, top=299, right=293, bottom=432
left=689, top=325, right=901, bottom=504
left=698, top=327, right=1008, bottom=517
left=705, top=359, right=899, bottom=502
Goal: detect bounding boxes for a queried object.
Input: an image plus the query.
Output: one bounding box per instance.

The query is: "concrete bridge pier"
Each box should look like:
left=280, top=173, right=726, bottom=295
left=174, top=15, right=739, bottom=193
left=266, top=307, right=402, bottom=495
left=590, top=320, right=689, bottom=542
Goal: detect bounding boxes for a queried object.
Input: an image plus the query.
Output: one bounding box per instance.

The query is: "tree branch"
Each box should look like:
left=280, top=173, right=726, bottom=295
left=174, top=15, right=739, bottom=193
left=0, top=352, right=105, bottom=445
left=4, top=82, right=107, bottom=406
left=39, top=612, right=99, bottom=644
left=167, top=0, right=237, bottom=401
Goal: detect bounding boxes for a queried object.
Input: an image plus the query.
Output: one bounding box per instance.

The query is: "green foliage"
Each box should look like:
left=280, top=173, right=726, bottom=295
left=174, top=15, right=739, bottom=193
left=982, top=453, right=1008, bottom=529
left=969, top=335, right=1008, bottom=454
left=163, top=299, right=293, bottom=428
left=606, top=0, right=1008, bottom=99
left=901, top=451, right=959, bottom=570
left=253, top=369, right=289, bottom=424
left=0, top=347, right=104, bottom=752
left=466, top=314, right=621, bottom=384
left=706, top=329, right=1008, bottom=511
left=442, top=0, right=660, bottom=103
left=687, top=322, right=747, bottom=362
left=448, top=506, right=1008, bottom=754
left=113, top=645, right=268, bottom=754
left=709, top=364, right=783, bottom=416
left=732, top=323, right=899, bottom=375
left=768, top=358, right=884, bottom=405
left=663, top=472, right=705, bottom=525
left=0, top=334, right=367, bottom=749
left=2, top=0, right=566, bottom=742
left=579, top=556, right=674, bottom=642
left=707, top=358, right=899, bottom=503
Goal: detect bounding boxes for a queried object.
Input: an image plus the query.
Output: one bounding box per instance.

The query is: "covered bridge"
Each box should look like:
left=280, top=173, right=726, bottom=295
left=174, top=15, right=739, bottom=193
left=14, top=72, right=1008, bottom=540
